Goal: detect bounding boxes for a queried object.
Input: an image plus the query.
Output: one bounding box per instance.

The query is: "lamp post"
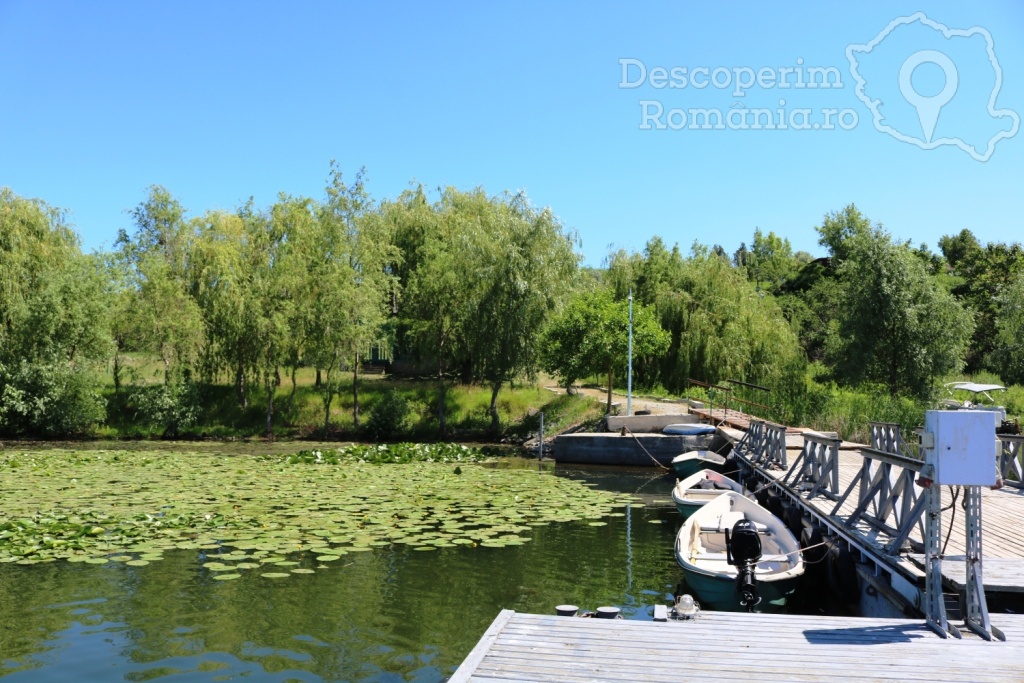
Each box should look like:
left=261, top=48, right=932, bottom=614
left=627, top=289, right=633, bottom=417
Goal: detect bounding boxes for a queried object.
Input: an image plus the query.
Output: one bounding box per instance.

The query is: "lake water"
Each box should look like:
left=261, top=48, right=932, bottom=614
left=0, top=462, right=695, bottom=682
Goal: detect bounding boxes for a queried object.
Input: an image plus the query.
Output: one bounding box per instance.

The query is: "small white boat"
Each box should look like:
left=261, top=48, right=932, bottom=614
left=674, top=491, right=804, bottom=612
left=671, top=469, right=751, bottom=520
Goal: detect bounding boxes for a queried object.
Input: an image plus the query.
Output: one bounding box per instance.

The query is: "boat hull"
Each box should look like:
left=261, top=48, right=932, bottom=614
left=671, top=469, right=748, bottom=520
left=681, top=567, right=801, bottom=613
left=670, top=451, right=726, bottom=479
left=674, top=491, right=804, bottom=613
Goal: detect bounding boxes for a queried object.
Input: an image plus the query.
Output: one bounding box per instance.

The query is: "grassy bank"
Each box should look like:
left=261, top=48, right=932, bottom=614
left=93, top=357, right=604, bottom=441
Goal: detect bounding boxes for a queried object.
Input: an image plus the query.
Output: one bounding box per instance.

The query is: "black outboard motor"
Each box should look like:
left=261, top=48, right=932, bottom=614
left=726, top=518, right=762, bottom=611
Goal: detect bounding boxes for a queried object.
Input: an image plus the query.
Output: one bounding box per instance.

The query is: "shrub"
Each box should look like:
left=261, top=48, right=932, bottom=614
left=130, top=379, right=201, bottom=437
left=0, top=360, right=105, bottom=437
left=365, top=389, right=411, bottom=440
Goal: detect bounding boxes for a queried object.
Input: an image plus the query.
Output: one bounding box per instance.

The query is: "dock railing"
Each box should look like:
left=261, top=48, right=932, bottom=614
left=743, top=419, right=788, bottom=470
left=869, top=421, right=917, bottom=458
left=686, top=378, right=731, bottom=422
left=831, top=423, right=926, bottom=554
left=782, top=431, right=841, bottom=501
left=1001, top=434, right=1024, bottom=489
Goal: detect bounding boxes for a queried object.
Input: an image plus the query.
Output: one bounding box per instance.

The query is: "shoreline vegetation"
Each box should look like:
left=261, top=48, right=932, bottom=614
left=2, top=178, right=1022, bottom=444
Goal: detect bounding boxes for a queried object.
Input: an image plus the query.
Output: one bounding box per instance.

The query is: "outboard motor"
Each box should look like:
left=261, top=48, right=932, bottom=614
left=726, top=518, right=762, bottom=611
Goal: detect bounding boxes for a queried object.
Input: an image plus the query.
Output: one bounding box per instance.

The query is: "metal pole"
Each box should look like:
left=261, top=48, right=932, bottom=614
left=538, top=412, right=544, bottom=460
left=627, top=289, right=633, bottom=417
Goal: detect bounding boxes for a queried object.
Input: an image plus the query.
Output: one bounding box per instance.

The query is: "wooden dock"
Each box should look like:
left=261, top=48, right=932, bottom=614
left=450, top=610, right=1024, bottom=682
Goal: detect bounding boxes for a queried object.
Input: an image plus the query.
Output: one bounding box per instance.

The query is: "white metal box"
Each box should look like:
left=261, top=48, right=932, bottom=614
left=923, top=410, right=999, bottom=486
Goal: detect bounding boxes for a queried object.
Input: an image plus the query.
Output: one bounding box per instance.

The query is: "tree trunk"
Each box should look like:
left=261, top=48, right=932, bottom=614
left=489, top=381, right=502, bottom=434
left=352, top=352, right=361, bottom=428
left=265, top=378, right=275, bottom=438
left=290, top=365, right=298, bottom=401
left=112, top=346, right=122, bottom=394
left=162, top=345, right=171, bottom=385
left=235, top=362, right=247, bottom=410
left=437, top=333, right=447, bottom=435
left=315, top=368, right=322, bottom=387
left=460, top=357, right=473, bottom=384
left=606, top=367, right=614, bottom=414
left=323, top=392, right=333, bottom=435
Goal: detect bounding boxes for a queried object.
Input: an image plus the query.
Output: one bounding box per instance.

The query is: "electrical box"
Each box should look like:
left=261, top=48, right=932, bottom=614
left=922, top=410, right=999, bottom=486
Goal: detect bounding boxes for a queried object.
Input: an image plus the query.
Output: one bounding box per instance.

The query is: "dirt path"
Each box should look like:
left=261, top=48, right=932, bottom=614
left=543, top=385, right=688, bottom=416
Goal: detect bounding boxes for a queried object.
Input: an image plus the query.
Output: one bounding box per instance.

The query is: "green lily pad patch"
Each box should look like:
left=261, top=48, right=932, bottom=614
left=0, top=448, right=636, bottom=567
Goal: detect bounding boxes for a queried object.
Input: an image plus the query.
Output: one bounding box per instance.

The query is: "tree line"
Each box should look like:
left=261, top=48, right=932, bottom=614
left=1, top=171, right=1022, bottom=438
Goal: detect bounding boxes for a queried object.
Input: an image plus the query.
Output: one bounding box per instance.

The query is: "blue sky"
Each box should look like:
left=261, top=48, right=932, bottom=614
left=1, top=1, right=1021, bottom=264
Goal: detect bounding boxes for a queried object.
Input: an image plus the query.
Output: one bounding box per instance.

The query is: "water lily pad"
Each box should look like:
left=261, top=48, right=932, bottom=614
left=213, top=573, right=242, bottom=581
left=260, top=572, right=290, bottom=579
left=126, top=559, right=150, bottom=567
left=290, top=568, right=315, bottom=574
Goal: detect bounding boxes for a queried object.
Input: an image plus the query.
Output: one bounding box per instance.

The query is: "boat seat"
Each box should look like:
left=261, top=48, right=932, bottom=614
left=701, top=512, right=768, bottom=534
left=692, top=551, right=794, bottom=562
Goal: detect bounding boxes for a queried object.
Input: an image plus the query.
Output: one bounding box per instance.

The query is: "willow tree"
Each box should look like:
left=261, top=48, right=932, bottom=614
left=542, top=287, right=668, bottom=414
left=317, top=165, right=393, bottom=430
left=187, top=210, right=252, bottom=402
left=391, top=188, right=474, bottom=435
left=463, top=191, right=580, bottom=432
left=0, top=188, right=111, bottom=435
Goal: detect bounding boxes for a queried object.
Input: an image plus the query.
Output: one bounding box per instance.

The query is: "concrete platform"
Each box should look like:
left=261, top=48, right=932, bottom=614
left=552, top=431, right=724, bottom=467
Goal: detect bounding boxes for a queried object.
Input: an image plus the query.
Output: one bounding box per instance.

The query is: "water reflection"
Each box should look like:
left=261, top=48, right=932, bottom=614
left=0, top=463, right=682, bottom=682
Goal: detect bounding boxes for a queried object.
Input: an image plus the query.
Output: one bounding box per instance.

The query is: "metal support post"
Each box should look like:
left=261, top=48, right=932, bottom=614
left=923, top=469, right=958, bottom=638
left=538, top=412, right=544, bottom=461
left=963, top=485, right=1005, bottom=641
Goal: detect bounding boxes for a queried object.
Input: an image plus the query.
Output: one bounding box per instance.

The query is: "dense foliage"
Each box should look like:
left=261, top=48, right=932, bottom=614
left=1, top=178, right=1021, bottom=439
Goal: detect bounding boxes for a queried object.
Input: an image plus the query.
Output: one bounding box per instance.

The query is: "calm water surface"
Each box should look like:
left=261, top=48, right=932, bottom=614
left=1, top=461, right=688, bottom=682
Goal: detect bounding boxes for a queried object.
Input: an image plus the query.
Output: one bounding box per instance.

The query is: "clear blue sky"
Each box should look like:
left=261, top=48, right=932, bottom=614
left=1, top=1, right=1021, bottom=264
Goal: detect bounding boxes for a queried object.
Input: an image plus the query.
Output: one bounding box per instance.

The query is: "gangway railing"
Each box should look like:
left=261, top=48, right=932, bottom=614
left=742, top=419, right=788, bottom=470
left=782, top=431, right=841, bottom=501
left=1001, top=435, right=1024, bottom=489
left=869, top=421, right=917, bottom=458
left=686, top=378, right=732, bottom=422
left=731, top=416, right=1021, bottom=613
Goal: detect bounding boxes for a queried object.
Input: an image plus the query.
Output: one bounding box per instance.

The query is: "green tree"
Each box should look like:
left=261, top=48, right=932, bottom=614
left=542, top=287, right=668, bottom=413
left=312, top=165, right=396, bottom=432
left=747, top=228, right=795, bottom=292
left=828, top=230, right=974, bottom=398
left=249, top=196, right=308, bottom=436
left=384, top=186, right=470, bottom=434
left=467, top=192, right=579, bottom=432
left=939, top=229, right=1024, bottom=372
left=815, top=204, right=877, bottom=265
left=0, top=188, right=111, bottom=436
left=992, top=271, right=1024, bottom=385
left=116, top=187, right=204, bottom=385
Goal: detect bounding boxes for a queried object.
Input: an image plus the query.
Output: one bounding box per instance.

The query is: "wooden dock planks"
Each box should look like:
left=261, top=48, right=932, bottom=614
left=450, top=610, right=1024, bottom=683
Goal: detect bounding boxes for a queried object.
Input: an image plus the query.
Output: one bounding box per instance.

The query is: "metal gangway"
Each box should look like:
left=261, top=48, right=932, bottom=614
left=730, top=418, right=1024, bottom=616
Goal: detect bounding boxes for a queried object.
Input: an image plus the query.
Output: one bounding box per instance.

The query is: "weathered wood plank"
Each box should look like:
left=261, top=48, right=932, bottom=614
left=453, top=611, right=1024, bottom=682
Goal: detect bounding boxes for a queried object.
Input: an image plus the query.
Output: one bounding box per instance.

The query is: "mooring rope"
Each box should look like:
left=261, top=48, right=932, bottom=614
left=622, top=426, right=670, bottom=470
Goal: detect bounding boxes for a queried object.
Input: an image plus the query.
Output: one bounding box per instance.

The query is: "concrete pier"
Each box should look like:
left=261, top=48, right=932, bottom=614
left=552, top=431, right=726, bottom=467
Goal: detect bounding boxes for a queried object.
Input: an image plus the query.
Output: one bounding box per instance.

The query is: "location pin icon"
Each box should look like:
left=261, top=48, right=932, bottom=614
left=899, top=50, right=958, bottom=143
